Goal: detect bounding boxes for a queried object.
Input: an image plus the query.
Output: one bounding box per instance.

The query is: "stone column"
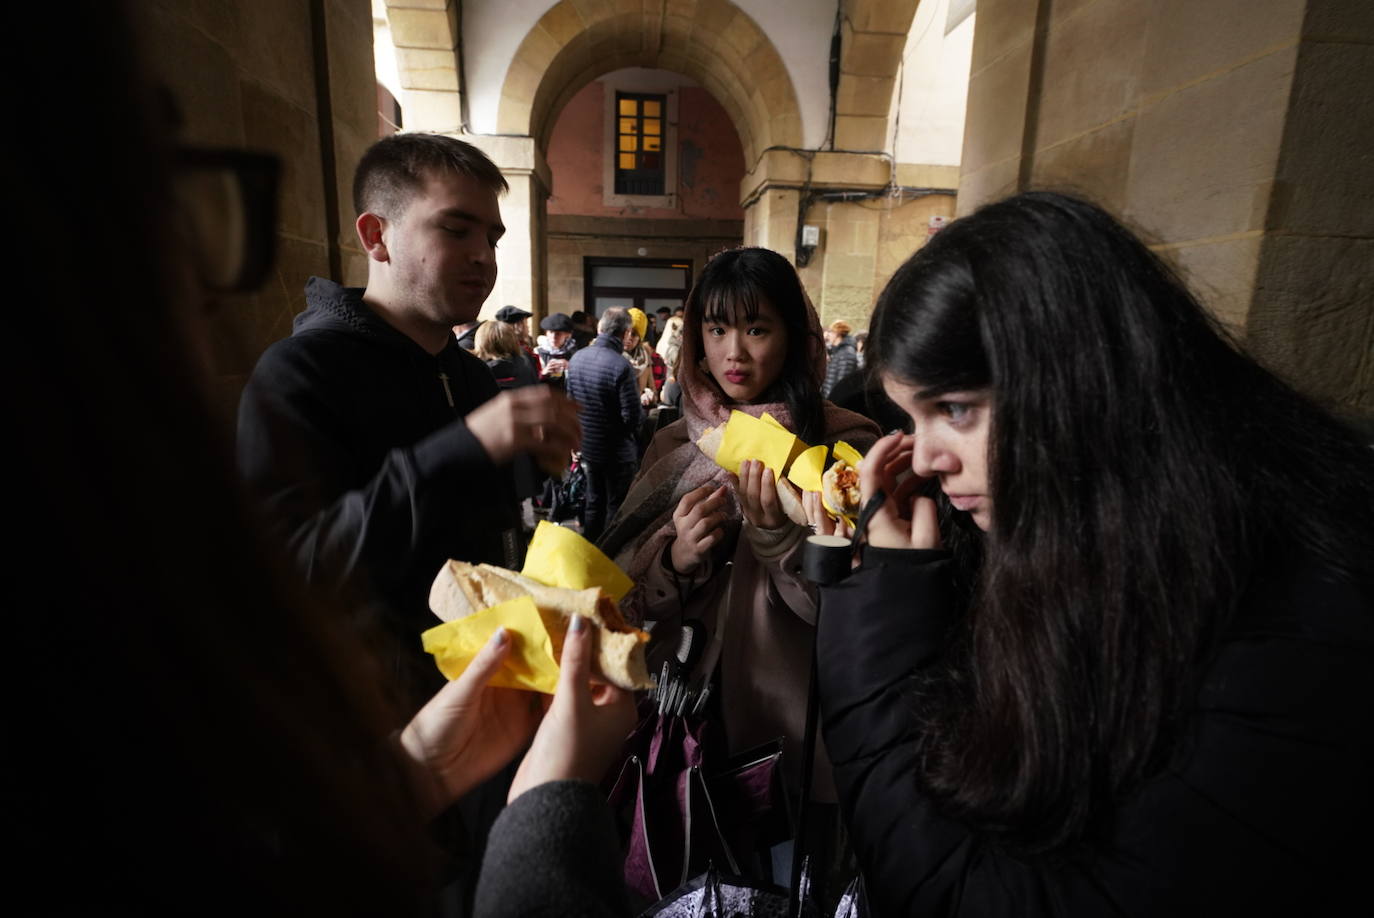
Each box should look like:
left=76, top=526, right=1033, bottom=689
left=465, top=135, right=552, bottom=321
left=1245, top=1, right=1374, bottom=409
left=957, top=0, right=1374, bottom=411
left=741, top=150, right=950, bottom=329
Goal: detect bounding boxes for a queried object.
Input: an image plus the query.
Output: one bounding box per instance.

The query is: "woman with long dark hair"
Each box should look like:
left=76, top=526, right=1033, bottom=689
left=599, top=247, right=878, bottom=882
left=14, top=3, right=633, bottom=913
left=819, top=191, right=1374, bottom=915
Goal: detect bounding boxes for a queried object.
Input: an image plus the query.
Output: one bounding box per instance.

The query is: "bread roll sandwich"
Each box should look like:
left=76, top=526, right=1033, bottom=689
left=429, top=560, right=653, bottom=691
left=774, top=475, right=808, bottom=526
left=697, top=423, right=808, bottom=526
left=822, top=459, right=862, bottom=520
left=696, top=424, right=724, bottom=460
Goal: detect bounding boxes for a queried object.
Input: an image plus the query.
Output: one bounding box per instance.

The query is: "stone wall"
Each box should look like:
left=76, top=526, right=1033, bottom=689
left=1246, top=1, right=1374, bottom=409
left=137, top=0, right=378, bottom=418
left=958, top=0, right=1373, bottom=410
left=796, top=191, right=957, bottom=334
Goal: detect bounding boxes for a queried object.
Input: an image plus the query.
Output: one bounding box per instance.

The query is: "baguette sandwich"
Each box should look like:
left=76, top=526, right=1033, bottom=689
left=429, top=560, right=653, bottom=691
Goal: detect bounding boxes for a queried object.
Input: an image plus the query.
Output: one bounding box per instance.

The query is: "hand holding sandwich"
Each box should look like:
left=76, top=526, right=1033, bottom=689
left=803, top=489, right=852, bottom=539
left=735, top=459, right=790, bottom=530
left=509, top=615, right=637, bottom=803
left=400, top=627, right=546, bottom=816
left=861, top=432, right=941, bottom=550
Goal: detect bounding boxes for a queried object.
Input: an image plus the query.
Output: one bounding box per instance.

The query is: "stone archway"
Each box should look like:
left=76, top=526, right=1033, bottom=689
left=488, top=0, right=808, bottom=314
left=497, top=0, right=803, bottom=167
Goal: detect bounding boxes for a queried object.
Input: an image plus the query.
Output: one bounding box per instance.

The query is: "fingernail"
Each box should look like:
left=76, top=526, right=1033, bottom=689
left=570, top=614, right=585, bottom=633
left=490, top=627, right=509, bottom=647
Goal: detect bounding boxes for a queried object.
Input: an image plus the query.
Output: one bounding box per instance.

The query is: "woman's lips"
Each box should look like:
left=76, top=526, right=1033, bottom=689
left=724, top=370, right=748, bottom=384
left=946, top=494, right=983, bottom=511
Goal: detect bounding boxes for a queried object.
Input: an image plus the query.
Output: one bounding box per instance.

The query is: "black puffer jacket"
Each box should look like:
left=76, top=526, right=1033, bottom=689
left=237, top=277, right=517, bottom=706
left=823, top=338, right=859, bottom=398
left=565, top=333, right=642, bottom=463
left=819, top=549, right=1373, bottom=916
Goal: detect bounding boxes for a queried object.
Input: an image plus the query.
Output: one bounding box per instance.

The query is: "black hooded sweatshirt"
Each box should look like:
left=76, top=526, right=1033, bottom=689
left=238, top=277, right=517, bottom=706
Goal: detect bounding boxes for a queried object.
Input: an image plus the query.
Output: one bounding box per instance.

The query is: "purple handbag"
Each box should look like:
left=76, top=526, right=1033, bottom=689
left=604, top=700, right=788, bottom=904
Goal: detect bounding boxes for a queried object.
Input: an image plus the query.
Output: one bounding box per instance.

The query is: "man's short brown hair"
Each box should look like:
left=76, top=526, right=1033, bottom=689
left=352, top=133, right=508, bottom=219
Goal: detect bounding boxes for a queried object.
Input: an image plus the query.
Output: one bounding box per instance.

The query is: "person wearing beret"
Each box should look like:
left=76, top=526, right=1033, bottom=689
left=494, top=305, right=541, bottom=383
left=536, top=312, right=577, bottom=382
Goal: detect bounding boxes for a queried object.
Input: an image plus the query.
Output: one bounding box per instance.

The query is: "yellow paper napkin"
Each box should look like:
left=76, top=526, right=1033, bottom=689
left=520, top=520, right=634, bottom=601
left=421, top=595, right=561, bottom=693
left=714, top=410, right=798, bottom=477
left=786, top=443, right=829, bottom=494
left=833, top=440, right=864, bottom=469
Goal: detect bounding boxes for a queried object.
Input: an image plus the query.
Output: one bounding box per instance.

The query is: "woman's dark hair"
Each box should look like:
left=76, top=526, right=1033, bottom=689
left=13, top=3, right=432, bottom=911
left=682, top=247, right=825, bottom=444
left=869, top=191, right=1374, bottom=852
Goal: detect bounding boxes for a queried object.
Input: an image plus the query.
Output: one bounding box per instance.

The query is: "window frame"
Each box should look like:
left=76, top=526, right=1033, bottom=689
left=602, top=78, right=678, bottom=209
left=613, top=92, right=668, bottom=196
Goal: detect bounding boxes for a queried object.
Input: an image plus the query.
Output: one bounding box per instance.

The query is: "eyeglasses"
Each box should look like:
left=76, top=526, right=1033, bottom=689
left=172, top=147, right=281, bottom=293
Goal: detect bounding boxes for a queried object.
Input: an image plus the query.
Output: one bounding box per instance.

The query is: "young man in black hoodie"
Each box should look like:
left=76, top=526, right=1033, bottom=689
left=237, top=134, right=581, bottom=711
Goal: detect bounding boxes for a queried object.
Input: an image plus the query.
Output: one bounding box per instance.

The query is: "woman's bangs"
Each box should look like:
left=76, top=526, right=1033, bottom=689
left=701, top=281, right=762, bottom=327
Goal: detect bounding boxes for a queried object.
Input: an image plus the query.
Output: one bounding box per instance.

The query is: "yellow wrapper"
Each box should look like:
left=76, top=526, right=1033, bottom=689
left=787, top=443, right=828, bottom=494
left=764, top=412, right=811, bottom=471
left=714, top=410, right=798, bottom=477
left=520, top=520, right=634, bottom=601
left=833, top=440, right=864, bottom=469
left=421, top=595, right=561, bottom=693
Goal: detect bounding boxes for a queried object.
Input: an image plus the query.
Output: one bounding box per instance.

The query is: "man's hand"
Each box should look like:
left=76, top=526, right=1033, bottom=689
left=859, top=432, right=940, bottom=550
left=400, top=628, right=546, bottom=815
left=467, top=386, right=581, bottom=476
left=735, top=459, right=789, bottom=530
left=508, top=615, right=636, bottom=803
left=669, top=483, right=728, bottom=575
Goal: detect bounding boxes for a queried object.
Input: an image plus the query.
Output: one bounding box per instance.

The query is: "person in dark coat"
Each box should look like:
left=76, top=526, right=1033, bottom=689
left=536, top=311, right=577, bottom=383
left=821, top=319, right=858, bottom=398
left=475, top=317, right=539, bottom=390
left=816, top=191, right=1374, bottom=916
left=570, top=310, right=596, bottom=351
left=565, top=307, right=642, bottom=541
left=238, top=134, right=580, bottom=714
left=494, top=304, right=542, bottom=383
left=453, top=319, right=482, bottom=350
left=824, top=366, right=908, bottom=434
left=474, top=320, right=541, bottom=509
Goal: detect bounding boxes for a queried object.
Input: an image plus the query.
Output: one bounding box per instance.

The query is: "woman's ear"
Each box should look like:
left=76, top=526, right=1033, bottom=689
left=355, top=212, right=388, bottom=262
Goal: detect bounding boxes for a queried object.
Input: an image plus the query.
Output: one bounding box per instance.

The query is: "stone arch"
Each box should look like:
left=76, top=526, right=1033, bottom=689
left=496, top=0, right=801, bottom=167
left=833, top=0, right=923, bottom=150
